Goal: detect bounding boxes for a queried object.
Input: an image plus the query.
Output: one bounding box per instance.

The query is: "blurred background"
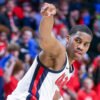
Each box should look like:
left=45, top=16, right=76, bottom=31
left=0, top=0, right=100, bottom=100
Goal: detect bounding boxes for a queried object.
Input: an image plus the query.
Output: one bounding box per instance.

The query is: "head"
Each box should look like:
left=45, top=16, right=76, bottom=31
left=70, top=9, right=80, bottom=21
left=12, top=60, right=24, bottom=80
left=0, top=25, right=9, bottom=42
left=58, top=0, right=68, bottom=15
left=93, top=19, right=100, bottom=36
left=21, top=27, right=35, bottom=44
left=60, top=26, right=68, bottom=38
left=6, top=0, right=15, bottom=12
left=54, top=15, right=61, bottom=25
left=22, top=2, right=32, bottom=16
left=66, top=25, right=92, bottom=61
left=7, top=43, right=20, bottom=58
left=83, top=78, right=94, bottom=92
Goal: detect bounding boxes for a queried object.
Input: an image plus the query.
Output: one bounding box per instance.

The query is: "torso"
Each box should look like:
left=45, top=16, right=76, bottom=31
left=7, top=52, right=74, bottom=100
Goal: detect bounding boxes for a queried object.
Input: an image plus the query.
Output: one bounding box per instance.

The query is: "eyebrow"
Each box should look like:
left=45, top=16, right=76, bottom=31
left=75, top=37, right=91, bottom=43
left=75, top=37, right=82, bottom=40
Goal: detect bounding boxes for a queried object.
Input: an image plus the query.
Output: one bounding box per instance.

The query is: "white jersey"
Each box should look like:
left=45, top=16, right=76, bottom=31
left=7, top=53, right=74, bottom=100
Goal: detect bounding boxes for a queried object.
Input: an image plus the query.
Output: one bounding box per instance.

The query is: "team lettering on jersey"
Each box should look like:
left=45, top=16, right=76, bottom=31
left=55, top=73, right=68, bottom=89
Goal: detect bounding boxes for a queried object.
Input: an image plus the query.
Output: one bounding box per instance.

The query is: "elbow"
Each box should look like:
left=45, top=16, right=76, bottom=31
left=39, top=40, right=49, bottom=50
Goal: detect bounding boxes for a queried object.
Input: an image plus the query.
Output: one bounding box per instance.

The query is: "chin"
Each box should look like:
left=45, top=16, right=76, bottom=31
left=74, top=56, right=82, bottom=61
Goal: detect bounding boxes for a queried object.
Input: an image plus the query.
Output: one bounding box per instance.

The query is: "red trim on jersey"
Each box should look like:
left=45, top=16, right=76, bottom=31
left=0, top=68, right=3, bottom=76
left=30, top=67, right=45, bottom=100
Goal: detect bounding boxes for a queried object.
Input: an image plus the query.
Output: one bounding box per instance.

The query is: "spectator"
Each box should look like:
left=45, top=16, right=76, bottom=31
left=0, top=25, right=9, bottom=58
left=53, top=15, right=66, bottom=36
left=19, top=27, right=39, bottom=61
left=22, top=2, right=37, bottom=31
left=57, top=0, right=69, bottom=28
left=77, top=78, right=97, bottom=100
left=3, top=59, right=24, bottom=99
left=88, top=18, right=100, bottom=60
left=0, top=0, right=21, bottom=34
left=0, top=43, right=20, bottom=69
left=81, top=8, right=91, bottom=26
left=69, top=9, right=83, bottom=28
left=93, top=57, right=100, bottom=86
left=57, top=26, right=68, bottom=46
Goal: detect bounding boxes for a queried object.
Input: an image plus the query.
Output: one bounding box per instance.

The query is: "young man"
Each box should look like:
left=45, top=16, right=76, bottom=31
left=7, top=3, right=92, bottom=100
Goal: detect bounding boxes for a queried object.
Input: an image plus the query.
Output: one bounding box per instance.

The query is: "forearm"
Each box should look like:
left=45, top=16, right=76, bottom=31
left=64, top=89, right=77, bottom=100
left=4, top=62, right=15, bottom=83
left=5, top=61, right=15, bottom=76
left=39, top=16, right=54, bottom=40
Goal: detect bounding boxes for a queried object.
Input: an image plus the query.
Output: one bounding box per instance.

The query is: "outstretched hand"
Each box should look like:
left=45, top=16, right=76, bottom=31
left=40, top=3, right=56, bottom=17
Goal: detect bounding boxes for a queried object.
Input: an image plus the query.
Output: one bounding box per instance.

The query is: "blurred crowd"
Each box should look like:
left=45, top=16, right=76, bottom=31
left=0, top=0, right=100, bottom=100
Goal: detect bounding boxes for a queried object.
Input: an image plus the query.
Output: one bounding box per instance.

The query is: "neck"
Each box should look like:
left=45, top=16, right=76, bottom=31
left=67, top=50, right=75, bottom=66
left=68, top=56, right=75, bottom=66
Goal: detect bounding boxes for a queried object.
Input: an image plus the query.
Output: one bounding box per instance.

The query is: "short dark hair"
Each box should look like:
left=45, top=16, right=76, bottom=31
left=20, top=26, right=36, bottom=38
left=12, top=60, right=24, bottom=75
left=69, top=25, right=93, bottom=37
left=0, top=25, right=9, bottom=35
left=7, top=43, right=20, bottom=52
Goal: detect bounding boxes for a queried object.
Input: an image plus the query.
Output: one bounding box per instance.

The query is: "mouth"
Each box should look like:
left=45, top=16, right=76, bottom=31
left=74, top=51, right=82, bottom=58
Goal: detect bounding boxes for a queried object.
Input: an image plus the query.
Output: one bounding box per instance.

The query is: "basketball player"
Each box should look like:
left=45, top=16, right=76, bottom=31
left=7, top=3, right=92, bottom=100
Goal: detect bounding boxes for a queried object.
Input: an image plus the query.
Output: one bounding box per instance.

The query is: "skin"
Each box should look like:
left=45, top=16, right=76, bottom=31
left=6, top=1, right=15, bottom=12
left=39, top=3, right=92, bottom=71
left=83, top=78, right=93, bottom=93
left=66, top=31, right=92, bottom=66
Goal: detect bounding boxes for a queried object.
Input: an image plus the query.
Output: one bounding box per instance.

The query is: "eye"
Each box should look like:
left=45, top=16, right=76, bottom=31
left=75, top=39, right=81, bottom=43
left=84, top=43, right=90, bottom=47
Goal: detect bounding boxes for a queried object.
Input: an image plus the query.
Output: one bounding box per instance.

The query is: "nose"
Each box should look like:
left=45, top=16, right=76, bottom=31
left=77, top=44, right=84, bottom=51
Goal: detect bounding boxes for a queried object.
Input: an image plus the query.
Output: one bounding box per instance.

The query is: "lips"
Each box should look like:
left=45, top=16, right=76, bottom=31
left=74, top=50, right=83, bottom=57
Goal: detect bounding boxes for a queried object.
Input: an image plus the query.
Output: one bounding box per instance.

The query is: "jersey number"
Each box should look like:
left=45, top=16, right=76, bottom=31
left=55, top=73, right=68, bottom=89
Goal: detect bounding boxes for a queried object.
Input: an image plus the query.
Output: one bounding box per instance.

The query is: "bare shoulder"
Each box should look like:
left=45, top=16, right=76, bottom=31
left=39, top=47, right=66, bottom=71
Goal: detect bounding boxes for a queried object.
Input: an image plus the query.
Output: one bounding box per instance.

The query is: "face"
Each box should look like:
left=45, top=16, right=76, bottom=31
left=23, top=6, right=32, bottom=12
left=83, top=78, right=93, bottom=91
left=60, top=2, right=68, bottom=15
left=0, top=32, right=7, bottom=42
left=70, top=10, right=80, bottom=20
left=12, top=50, right=19, bottom=58
left=18, top=70, right=24, bottom=80
left=22, top=31, right=32, bottom=44
left=60, top=27, right=68, bottom=38
left=6, top=1, right=15, bottom=12
left=67, top=31, right=92, bottom=60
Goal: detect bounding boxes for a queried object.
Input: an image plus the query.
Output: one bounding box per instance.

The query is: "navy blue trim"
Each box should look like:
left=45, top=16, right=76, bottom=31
left=26, top=64, right=40, bottom=100
left=69, top=65, right=74, bottom=73
left=26, top=94, right=33, bottom=100
left=37, top=55, right=67, bottom=73
left=35, top=70, right=48, bottom=100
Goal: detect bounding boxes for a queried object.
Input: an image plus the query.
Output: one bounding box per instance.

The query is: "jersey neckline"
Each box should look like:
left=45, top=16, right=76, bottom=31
left=37, top=55, right=67, bottom=73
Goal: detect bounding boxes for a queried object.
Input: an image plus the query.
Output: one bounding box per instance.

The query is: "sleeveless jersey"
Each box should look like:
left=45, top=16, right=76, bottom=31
left=7, top=53, right=74, bottom=100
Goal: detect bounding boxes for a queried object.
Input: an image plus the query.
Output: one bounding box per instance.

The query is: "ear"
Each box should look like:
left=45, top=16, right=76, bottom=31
left=66, top=35, right=70, bottom=43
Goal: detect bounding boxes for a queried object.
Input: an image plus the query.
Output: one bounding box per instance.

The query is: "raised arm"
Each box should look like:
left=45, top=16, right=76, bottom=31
left=39, top=3, right=65, bottom=56
left=3, top=57, right=16, bottom=83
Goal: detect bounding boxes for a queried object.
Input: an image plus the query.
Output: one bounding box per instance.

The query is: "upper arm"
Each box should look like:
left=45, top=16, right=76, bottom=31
left=39, top=32, right=66, bottom=56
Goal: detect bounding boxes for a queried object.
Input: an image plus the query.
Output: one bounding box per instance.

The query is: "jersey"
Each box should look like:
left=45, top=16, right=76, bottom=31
left=7, top=53, right=74, bottom=100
